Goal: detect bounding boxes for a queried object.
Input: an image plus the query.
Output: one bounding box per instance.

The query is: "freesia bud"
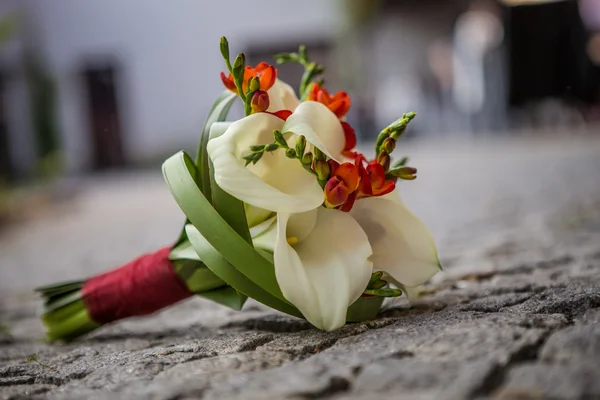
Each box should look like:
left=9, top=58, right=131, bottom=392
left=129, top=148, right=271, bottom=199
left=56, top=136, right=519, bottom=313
left=295, top=136, right=306, bottom=158
left=249, top=77, right=260, bottom=93
left=250, top=144, right=265, bottom=152
left=382, top=137, right=395, bottom=154
left=368, top=271, right=384, bottom=287
left=375, top=131, right=389, bottom=154
left=285, top=148, right=296, bottom=158
left=264, top=143, right=278, bottom=152
left=377, top=153, right=390, bottom=171
left=252, top=151, right=263, bottom=164
left=313, top=147, right=326, bottom=161
left=251, top=90, right=270, bottom=113
left=301, top=152, right=313, bottom=166
left=314, top=160, right=331, bottom=181
left=273, top=130, right=288, bottom=148
left=388, top=166, right=417, bottom=180
left=233, top=53, right=245, bottom=76
left=220, top=36, right=230, bottom=63
left=370, top=279, right=387, bottom=290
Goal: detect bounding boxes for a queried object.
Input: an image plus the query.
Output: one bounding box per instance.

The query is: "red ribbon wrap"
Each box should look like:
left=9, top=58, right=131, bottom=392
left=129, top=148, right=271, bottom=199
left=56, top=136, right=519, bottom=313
left=82, top=246, right=192, bottom=324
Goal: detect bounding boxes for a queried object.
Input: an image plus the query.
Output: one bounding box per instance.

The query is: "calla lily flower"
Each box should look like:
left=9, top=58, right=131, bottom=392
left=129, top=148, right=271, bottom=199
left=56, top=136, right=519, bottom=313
left=207, top=101, right=344, bottom=214
left=208, top=99, right=440, bottom=331
left=252, top=208, right=373, bottom=331
left=350, top=191, right=441, bottom=288
left=249, top=189, right=441, bottom=331
left=267, top=79, right=300, bottom=113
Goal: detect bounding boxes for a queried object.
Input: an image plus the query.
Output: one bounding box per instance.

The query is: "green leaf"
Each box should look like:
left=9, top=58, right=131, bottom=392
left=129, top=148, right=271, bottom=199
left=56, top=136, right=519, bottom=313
left=43, top=291, right=83, bottom=314
left=173, top=91, right=237, bottom=249
left=162, top=151, right=287, bottom=301
left=196, top=91, right=237, bottom=199
left=200, top=286, right=246, bottom=311
left=345, top=296, right=384, bottom=322
left=35, top=280, right=84, bottom=298
left=171, top=258, right=226, bottom=293
left=185, top=224, right=301, bottom=318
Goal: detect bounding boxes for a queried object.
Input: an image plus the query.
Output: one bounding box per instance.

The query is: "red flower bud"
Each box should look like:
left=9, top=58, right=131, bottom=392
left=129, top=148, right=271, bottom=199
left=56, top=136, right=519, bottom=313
left=251, top=90, right=270, bottom=113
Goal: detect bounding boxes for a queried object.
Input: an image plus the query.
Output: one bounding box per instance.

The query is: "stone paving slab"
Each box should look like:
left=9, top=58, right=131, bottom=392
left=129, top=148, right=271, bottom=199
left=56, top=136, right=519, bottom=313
left=0, top=135, right=599, bottom=400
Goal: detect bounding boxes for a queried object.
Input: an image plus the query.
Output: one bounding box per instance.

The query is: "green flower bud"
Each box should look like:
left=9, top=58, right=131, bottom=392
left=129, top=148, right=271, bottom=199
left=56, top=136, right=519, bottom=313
left=285, top=148, right=296, bottom=159
left=314, top=159, right=331, bottom=181
left=375, top=131, right=389, bottom=153
left=252, top=151, right=263, bottom=164
left=301, top=152, right=313, bottom=166
left=313, top=147, right=326, bottom=161
left=390, top=125, right=407, bottom=141
left=250, top=144, right=265, bottom=152
left=248, top=76, right=260, bottom=92
left=299, top=44, right=307, bottom=61
left=233, top=53, right=245, bottom=76
left=295, top=136, right=306, bottom=157
left=243, top=154, right=255, bottom=166
left=274, top=52, right=299, bottom=64
left=265, top=143, right=279, bottom=152
left=387, top=166, right=417, bottom=180
left=377, top=153, right=391, bottom=171
left=368, top=271, right=384, bottom=287
left=220, top=36, right=230, bottom=63
left=370, top=280, right=387, bottom=290
left=382, top=137, right=395, bottom=154
left=273, top=130, right=288, bottom=148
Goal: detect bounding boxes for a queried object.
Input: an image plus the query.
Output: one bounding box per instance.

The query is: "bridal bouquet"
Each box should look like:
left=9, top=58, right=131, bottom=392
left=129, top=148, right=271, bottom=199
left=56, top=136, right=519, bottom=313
left=36, top=38, right=441, bottom=342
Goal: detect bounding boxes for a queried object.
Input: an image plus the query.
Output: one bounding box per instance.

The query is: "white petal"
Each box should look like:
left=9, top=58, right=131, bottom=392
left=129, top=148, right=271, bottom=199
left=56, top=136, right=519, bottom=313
left=282, top=101, right=345, bottom=162
left=252, top=208, right=317, bottom=254
left=250, top=216, right=277, bottom=252
left=249, top=215, right=276, bottom=239
left=207, top=113, right=324, bottom=213
left=267, top=79, right=300, bottom=112
left=350, top=191, right=441, bottom=287
left=286, top=209, right=318, bottom=243
left=274, top=208, right=373, bottom=331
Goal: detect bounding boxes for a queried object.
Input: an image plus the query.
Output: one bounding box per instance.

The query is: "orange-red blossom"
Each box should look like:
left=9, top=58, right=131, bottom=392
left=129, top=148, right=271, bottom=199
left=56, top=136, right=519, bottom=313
left=307, top=83, right=351, bottom=119
left=324, top=154, right=396, bottom=212
left=221, top=62, right=277, bottom=94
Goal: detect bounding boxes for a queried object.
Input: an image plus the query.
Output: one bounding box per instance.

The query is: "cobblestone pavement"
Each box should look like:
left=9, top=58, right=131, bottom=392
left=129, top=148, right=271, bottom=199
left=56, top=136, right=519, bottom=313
left=1, top=134, right=599, bottom=400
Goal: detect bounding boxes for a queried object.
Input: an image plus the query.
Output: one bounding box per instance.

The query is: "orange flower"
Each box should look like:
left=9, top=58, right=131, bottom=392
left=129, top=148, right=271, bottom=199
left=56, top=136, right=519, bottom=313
left=324, top=162, right=359, bottom=209
left=307, top=83, right=351, bottom=118
left=357, top=160, right=395, bottom=198
left=220, top=62, right=277, bottom=94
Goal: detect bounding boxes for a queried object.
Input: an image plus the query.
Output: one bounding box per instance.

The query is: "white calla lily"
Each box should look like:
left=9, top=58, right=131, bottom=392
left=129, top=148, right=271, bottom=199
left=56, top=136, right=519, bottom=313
left=350, top=190, right=441, bottom=288
left=282, top=101, right=346, bottom=162
left=267, top=79, right=301, bottom=112
left=254, top=208, right=373, bottom=331
left=207, top=115, right=323, bottom=213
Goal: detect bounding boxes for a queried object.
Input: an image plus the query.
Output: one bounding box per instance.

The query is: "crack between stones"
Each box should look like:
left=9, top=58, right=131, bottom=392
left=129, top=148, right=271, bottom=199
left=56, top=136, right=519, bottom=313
left=468, top=320, right=568, bottom=399
left=295, top=365, right=364, bottom=399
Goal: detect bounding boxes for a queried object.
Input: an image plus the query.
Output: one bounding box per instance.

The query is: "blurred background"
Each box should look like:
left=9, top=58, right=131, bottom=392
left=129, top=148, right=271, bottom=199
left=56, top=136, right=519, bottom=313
left=0, top=0, right=599, bottom=292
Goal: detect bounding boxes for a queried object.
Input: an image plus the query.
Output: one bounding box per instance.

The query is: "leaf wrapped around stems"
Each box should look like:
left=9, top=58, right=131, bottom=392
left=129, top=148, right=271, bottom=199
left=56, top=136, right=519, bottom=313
left=162, top=151, right=295, bottom=306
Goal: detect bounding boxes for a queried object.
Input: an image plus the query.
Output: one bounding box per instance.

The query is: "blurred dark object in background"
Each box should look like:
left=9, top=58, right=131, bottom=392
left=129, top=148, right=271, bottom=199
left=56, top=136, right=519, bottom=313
left=0, top=69, right=12, bottom=182
left=0, top=0, right=598, bottom=190
left=82, top=62, right=126, bottom=170
left=505, top=0, right=600, bottom=108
